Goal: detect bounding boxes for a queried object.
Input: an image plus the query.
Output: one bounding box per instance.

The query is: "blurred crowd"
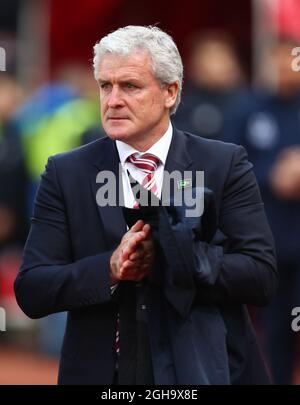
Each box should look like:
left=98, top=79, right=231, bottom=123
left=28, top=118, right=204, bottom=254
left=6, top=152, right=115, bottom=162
left=0, top=63, right=104, bottom=361
left=1, top=28, right=300, bottom=384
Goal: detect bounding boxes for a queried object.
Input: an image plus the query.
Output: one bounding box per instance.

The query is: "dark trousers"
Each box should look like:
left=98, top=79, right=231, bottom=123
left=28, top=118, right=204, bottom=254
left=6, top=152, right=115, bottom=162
left=117, top=282, right=154, bottom=385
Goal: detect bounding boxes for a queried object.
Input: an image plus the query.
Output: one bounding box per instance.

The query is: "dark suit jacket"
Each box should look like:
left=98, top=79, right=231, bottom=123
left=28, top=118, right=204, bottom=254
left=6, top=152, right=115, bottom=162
left=14, top=128, right=277, bottom=384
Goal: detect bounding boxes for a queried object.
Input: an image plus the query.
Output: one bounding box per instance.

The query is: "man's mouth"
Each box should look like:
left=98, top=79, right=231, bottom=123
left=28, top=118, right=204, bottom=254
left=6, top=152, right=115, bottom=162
left=108, top=117, right=129, bottom=120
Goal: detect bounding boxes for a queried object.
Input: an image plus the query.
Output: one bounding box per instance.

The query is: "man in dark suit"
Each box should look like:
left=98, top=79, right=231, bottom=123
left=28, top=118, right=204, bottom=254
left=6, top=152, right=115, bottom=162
left=14, top=25, right=277, bottom=385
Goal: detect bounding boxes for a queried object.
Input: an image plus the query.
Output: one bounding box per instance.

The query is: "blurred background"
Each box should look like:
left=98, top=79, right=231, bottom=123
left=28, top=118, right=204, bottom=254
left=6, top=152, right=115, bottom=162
left=0, top=0, right=300, bottom=385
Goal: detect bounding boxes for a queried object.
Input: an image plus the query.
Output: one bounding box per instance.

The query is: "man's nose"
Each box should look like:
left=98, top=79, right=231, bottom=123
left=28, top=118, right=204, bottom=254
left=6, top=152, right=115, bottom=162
left=107, top=86, right=124, bottom=108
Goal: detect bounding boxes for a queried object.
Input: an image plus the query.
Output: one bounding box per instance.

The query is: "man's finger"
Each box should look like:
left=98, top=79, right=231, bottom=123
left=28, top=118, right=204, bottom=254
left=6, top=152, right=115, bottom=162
left=121, top=232, right=145, bottom=260
left=121, top=259, right=143, bottom=270
left=119, top=260, right=145, bottom=277
left=130, top=220, right=145, bottom=233
left=142, top=223, right=151, bottom=239
left=129, top=248, right=144, bottom=261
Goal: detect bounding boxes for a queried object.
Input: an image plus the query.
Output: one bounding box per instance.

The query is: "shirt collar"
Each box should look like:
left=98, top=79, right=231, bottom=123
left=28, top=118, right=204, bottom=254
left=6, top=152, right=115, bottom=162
left=116, top=121, right=173, bottom=167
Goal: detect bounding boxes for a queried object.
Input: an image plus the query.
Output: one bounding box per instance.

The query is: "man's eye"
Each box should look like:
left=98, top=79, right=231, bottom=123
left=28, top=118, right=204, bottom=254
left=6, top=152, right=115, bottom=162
left=125, top=83, right=136, bottom=89
left=100, top=83, right=110, bottom=90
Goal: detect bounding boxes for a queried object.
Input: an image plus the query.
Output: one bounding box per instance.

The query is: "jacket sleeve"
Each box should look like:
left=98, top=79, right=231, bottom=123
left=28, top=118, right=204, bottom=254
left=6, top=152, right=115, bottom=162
left=14, top=157, right=114, bottom=319
left=195, top=145, right=278, bottom=306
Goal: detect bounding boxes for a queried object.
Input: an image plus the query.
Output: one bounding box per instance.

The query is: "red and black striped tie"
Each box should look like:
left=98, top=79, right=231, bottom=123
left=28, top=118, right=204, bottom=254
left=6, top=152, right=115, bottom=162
left=127, top=153, right=161, bottom=207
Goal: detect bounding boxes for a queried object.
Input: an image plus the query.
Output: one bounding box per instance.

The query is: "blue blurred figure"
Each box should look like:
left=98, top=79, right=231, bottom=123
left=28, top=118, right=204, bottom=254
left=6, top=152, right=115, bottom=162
left=224, top=37, right=300, bottom=384
left=13, top=64, right=102, bottom=356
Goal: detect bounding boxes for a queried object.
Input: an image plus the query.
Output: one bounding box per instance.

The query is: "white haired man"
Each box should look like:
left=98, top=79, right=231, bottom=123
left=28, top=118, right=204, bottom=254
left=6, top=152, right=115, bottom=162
left=15, top=26, right=277, bottom=385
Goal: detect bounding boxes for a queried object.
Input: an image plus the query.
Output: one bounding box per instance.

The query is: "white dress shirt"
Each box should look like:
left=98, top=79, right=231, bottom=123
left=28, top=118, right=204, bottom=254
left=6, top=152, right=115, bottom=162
left=116, top=122, right=173, bottom=208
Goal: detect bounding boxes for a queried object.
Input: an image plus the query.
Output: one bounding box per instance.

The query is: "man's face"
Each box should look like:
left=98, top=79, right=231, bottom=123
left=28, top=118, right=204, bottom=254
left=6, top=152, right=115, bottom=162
left=97, top=51, right=177, bottom=149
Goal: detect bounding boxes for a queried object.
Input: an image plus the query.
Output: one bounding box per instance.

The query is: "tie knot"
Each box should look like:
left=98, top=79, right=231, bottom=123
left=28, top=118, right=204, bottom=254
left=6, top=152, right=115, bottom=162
left=127, top=153, right=160, bottom=174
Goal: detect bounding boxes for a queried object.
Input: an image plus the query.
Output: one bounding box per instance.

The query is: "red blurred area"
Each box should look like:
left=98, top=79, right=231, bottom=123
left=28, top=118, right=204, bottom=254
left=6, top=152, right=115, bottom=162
left=264, top=0, right=300, bottom=40
left=49, top=0, right=125, bottom=72
left=49, top=0, right=252, bottom=77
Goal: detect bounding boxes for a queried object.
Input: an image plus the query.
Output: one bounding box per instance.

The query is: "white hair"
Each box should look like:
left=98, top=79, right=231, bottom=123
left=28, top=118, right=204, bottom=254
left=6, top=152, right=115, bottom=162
left=93, top=25, right=183, bottom=114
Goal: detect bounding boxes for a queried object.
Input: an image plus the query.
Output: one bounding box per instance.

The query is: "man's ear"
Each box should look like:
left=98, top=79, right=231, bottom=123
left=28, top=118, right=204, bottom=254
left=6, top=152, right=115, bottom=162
left=164, top=82, right=179, bottom=110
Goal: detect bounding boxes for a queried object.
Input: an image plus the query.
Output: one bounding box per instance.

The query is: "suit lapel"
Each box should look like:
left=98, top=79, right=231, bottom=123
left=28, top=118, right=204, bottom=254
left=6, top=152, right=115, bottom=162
left=160, top=129, right=201, bottom=318
left=90, top=138, right=126, bottom=249
left=162, top=128, right=194, bottom=204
